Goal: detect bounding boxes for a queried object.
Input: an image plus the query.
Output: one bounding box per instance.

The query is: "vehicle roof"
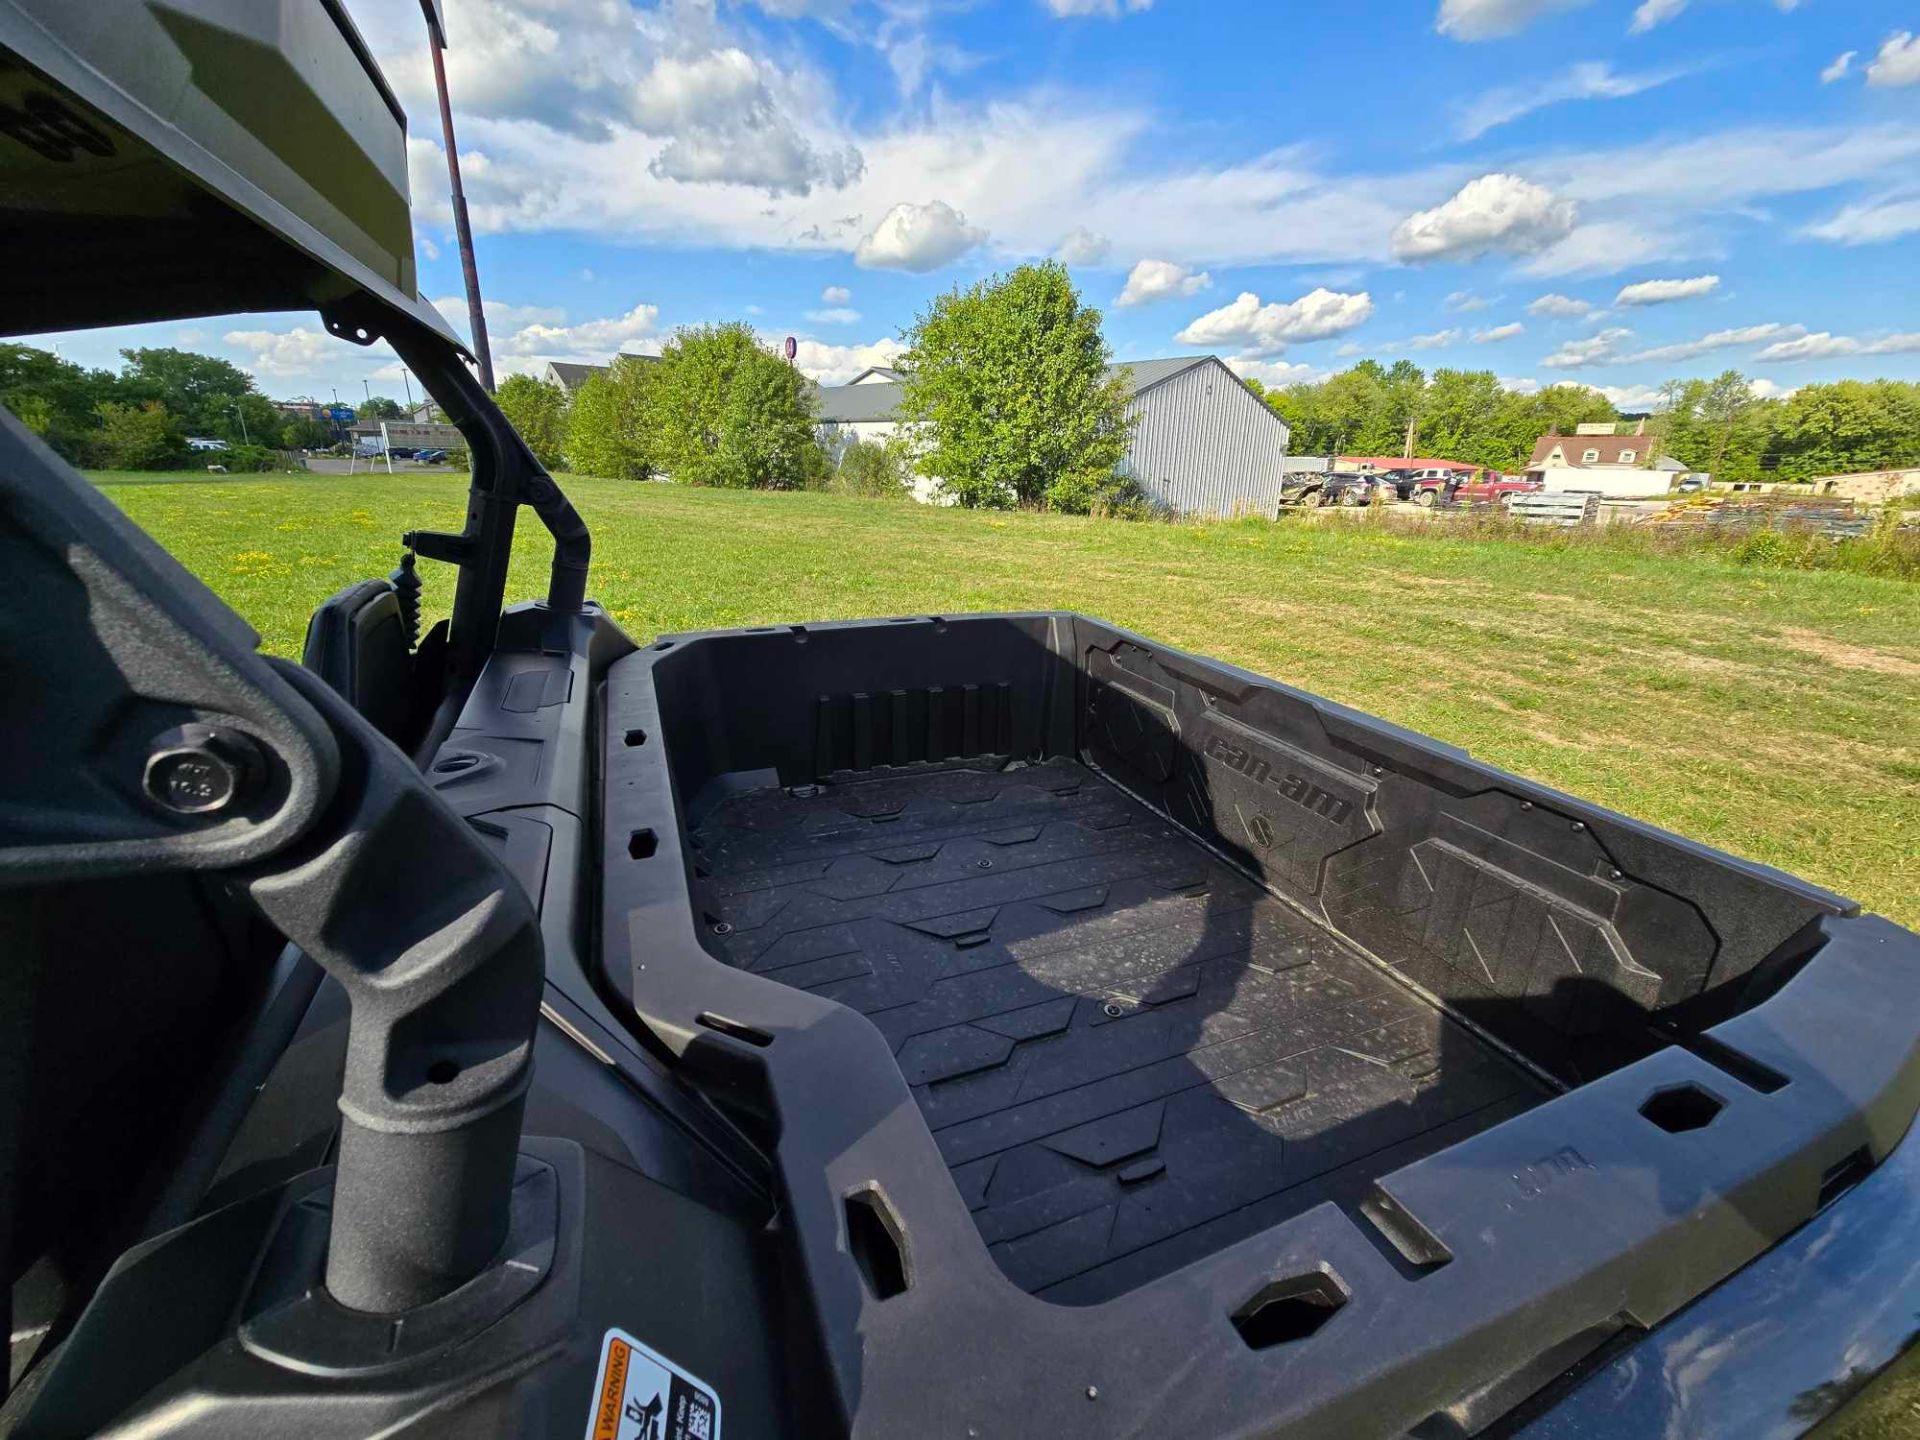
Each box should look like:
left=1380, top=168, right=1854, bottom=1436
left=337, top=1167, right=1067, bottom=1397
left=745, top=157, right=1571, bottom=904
left=0, top=0, right=456, bottom=343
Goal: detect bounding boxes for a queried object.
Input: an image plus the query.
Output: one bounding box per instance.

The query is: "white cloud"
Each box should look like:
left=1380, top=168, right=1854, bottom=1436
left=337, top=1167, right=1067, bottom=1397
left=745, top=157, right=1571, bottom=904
left=805, top=306, right=862, bottom=324
left=1436, top=0, right=1591, bottom=42
left=1501, top=376, right=1543, bottom=394
left=1223, top=357, right=1321, bottom=388
left=1615, top=275, right=1721, bottom=306
left=1821, top=50, right=1857, bottom=84
left=1755, top=331, right=1920, bottom=362
left=1625, top=323, right=1801, bottom=365
left=431, top=296, right=568, bottom=335
left=1529, top=293, right=1596, bottom=318
left=1473, top=321, right=1526, bottom=342
left=1115, top=259, right=1211, bottom=307
left=1391, top=174, right=1578, bottom=263
left=1403, top=329, right=1461, bottom=350
left=1867, top=32, right=1920, bottom=88
left=223, top=326, right=347, bottom=377
left=1632, top=0, right=1798, bottom=32
left=1630, top=0, right=1688, bottom=32
left=1446, top=290, right=1493, bottom=312
left=821, top=284, right=852, bottom=304
left=360, top=0, right=1920, bottom=300
left=1804, top=191, right=1920, bottom=245
left=1521, top=219, right=1674, bottom=278
left=795, top=335, right=907, bottom=385
left=364, top=0, right=861, bottom=198
left=1541, top=328, right=1635, bottom=369
left=1589, top=383, right=1668, bottom=411
left=637, top=49, right=863, bottom=195
left=1454, top=62, right=1690, bottom=140
left=1175, top=288, right=1375, bottom=357
left=1748, top=377, right=1795, bottom=399
left=1056, top=227, right=1112, bottom=265
left=493, top=303, right=662, bottom=364
left=855, top=200, right=986, bottom=271
left=1542, top=321, right=1804, bottom=368
left=1043, top=0, right=1152, bottom=15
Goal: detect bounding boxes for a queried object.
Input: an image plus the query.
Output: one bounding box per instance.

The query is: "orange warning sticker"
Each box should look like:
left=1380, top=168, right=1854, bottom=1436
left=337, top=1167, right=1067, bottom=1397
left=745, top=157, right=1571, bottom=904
left=584, top=1328, right=721, bottom=1440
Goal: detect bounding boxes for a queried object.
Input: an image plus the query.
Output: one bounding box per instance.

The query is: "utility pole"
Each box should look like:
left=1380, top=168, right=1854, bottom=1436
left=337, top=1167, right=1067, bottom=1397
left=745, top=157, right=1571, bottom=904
left=421, top=1, right=494, bottom=392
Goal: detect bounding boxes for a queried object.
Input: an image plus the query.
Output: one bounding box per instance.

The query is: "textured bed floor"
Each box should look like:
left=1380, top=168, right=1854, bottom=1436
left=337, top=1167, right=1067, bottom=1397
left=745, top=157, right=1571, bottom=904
left=689, top=757, right=1549, bottom=1304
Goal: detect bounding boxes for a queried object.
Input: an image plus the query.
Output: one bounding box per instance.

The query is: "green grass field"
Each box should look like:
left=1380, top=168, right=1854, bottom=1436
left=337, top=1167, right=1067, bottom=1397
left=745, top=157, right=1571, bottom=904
left=93, top=468, right=1920, bottom=929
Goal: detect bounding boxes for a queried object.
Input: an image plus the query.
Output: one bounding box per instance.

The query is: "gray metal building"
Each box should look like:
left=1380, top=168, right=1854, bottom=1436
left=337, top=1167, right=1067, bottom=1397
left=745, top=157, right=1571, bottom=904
left=1114, top=356, right=1291, bottom=518
left=813, top=354, right=1291, bottom=518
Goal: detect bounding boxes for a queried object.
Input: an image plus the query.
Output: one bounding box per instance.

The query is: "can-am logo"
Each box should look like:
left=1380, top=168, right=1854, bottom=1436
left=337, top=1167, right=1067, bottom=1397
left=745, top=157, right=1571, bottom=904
left=1203, top=736, right=1354, bottom=824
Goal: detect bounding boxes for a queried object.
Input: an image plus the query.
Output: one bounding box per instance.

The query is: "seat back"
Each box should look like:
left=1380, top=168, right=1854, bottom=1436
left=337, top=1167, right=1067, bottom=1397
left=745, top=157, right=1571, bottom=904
left=301, top=580, right=412, bottom=743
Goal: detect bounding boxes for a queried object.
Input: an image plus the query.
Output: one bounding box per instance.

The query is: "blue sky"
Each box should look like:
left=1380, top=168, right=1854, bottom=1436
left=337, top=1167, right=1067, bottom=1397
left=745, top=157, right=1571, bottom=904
left=36, top=0, right=1920, bottom=409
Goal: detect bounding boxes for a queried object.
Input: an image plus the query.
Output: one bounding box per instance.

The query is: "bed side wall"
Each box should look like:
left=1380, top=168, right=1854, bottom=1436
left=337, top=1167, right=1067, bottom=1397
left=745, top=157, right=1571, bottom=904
left=1070, top=618, right=1849, bottom=1083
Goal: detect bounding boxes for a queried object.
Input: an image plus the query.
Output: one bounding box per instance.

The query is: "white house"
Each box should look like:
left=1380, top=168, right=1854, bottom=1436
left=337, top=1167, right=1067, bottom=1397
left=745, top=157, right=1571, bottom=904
left=1525, top=423, right=1697, bottom=499
left=813, top=355, right=1292, bottom=517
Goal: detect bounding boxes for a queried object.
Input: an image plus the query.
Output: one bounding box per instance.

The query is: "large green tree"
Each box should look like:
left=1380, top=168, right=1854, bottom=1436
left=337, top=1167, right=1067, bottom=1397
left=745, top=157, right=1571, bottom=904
left=897, top=262, right=1134, bottom=511
left=494, top=373, right=570, bottom=469
left=645, top=324, right=821, bottom=489
left=94, top=400, right=187, bottom=470
left=566, top=365, right=655, bottom=480
left=112, top=346, right=279, bottom=444
left=0, top=343, right=111, bottom=458
left=1770, top=379, right=1920, bottom=480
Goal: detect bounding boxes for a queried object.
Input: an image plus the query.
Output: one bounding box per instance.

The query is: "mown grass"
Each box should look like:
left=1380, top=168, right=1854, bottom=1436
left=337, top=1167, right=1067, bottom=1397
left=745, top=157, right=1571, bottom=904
left=94, top=468, right=1920, bottom=929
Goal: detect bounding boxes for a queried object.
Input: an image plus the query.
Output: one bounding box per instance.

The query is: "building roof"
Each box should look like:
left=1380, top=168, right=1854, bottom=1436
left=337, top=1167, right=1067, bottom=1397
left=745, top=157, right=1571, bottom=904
left=1528, top=433, right=1654, bottom=469
left=815, top=380, right=907, bottom=424
left=848, top=365, right=905, bottom=384
left=1339, top=456, right=1478, bottom=473
left=546, top=361, right=608, bottom=394
left=544, top=354, right=658, bottom=394
left=813, top=355, right=1224, bottom=425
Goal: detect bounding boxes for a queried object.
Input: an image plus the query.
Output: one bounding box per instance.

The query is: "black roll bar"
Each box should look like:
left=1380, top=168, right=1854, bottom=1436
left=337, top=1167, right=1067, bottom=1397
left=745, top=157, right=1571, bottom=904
left=320, top=296, right=592, bottom=689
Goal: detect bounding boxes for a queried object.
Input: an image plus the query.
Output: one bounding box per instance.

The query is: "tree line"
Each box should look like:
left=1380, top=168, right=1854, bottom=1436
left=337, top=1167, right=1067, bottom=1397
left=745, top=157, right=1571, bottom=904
left=14, top=269, right=1915, bottom=496
left=1251, top=361, right=1920, bottom=483
left=0, top=342, right=416, bottom=470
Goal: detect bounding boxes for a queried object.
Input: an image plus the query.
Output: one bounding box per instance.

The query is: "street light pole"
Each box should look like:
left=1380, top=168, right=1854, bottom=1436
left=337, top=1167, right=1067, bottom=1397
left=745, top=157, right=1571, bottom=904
left=422, top=1, right=494, bottom=393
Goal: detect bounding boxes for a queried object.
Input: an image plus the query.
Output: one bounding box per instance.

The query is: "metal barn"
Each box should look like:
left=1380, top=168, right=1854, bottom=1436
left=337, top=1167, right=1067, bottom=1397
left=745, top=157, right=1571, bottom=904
left=1115, top=356, right=1291, bottom=518
left=813, top=354, right=1292, bottom=518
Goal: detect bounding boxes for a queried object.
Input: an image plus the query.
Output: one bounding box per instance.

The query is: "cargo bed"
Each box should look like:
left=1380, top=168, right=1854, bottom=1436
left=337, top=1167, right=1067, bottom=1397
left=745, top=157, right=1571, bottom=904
left=689, top=757, right=1549, bottom=1303
left=584, top=610, right=1920, bottom=1438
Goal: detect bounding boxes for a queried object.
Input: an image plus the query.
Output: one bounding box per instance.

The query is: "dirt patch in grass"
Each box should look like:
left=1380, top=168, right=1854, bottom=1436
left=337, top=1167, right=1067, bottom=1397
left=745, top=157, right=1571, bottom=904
left=1776, top=628, right=1920, bottom=678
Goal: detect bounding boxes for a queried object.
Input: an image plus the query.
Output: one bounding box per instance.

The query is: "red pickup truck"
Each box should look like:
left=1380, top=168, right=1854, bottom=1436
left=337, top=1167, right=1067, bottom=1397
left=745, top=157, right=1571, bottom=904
left=1455, top=473, right=1543, bottom=503
left=1388, top=468, right=1543, bottom=505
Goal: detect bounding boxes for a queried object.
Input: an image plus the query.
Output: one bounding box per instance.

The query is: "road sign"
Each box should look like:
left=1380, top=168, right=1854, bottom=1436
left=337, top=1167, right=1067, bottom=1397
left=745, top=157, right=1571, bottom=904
left=329, top=405, right=356, bottom=424
left=783, top=335, right=798, bottom=362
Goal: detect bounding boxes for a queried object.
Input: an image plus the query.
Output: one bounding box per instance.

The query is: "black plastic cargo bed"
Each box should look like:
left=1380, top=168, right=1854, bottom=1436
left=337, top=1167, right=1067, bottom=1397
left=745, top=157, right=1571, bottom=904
left=689, top=757, right=1549, bottom=1303
left=590, top=610, right=1920, bottom=1438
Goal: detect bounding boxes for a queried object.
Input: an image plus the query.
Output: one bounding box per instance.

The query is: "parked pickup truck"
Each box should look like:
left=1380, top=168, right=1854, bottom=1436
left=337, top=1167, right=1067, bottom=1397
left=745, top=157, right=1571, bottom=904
left=1455, top=473, right=1544, bottom=503
left=1385, top=466, right=1461, bottom=504
left=4, top=7, right=1916, bottom=1440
